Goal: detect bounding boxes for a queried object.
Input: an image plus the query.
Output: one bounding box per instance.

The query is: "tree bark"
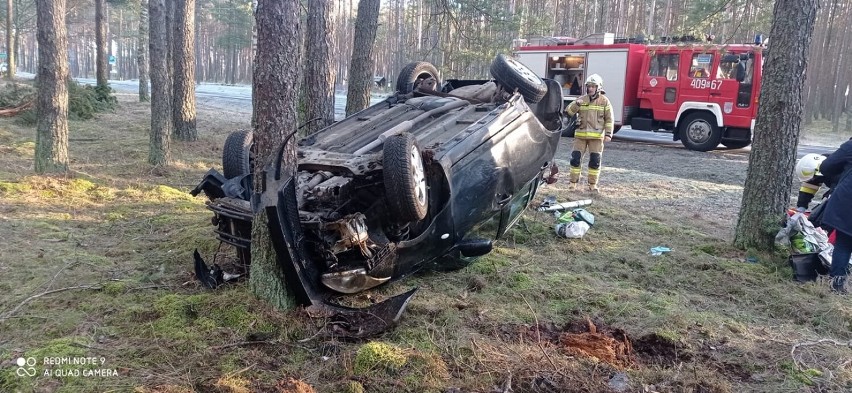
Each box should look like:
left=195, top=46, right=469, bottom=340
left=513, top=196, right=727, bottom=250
left=173, top=0, right=197, bottom=141
left=250, top=0, right=302, bottom=309
left=6, top=0, right=15, bottom=79
left=148, top=0, right=172, bottom=166
left=734, top=0, right=819, bottom=250
left=95, top=0, right=108, bottom=86
left=138, top=0, right=150, bottom=101
left=34, top=0, right=69, bottom=174
left=344, top=0, right=380, bottom=116
left=302, top=0, right=335, bottom=133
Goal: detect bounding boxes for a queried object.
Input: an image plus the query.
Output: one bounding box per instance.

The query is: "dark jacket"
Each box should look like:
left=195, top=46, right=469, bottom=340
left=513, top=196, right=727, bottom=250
left=818, top=139, right=852, bottom=236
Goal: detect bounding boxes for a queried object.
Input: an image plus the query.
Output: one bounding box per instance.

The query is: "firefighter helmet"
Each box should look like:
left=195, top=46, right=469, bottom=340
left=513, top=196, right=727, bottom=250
left=795, top=153, right=826, bottom=182
left=585, top=74, right=603, bottom=87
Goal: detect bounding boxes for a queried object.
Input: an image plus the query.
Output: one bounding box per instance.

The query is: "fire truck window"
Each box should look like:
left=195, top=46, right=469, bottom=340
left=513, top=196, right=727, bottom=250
left=648, top=54, right=679, bottom=81
left=717, top=61, right=736, bottom=79
left=690, top=53, right=713, bottom=79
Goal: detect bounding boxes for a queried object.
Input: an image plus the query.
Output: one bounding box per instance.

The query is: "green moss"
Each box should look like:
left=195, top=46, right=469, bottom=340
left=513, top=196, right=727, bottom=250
left=0, top=180, right=31, bottom=195
left=346, top=381, right=366, bottom=393
left=507, top=272, right=532, bottom=289
left=67, top=178, right=96, bottom=193
left=105, top=212, right=125, bottom=221
left=645, top=219, right=675, bottom=235
left=13, top=141, right=35, bottom=155
left=353, top=341, right=407, bottom=375
left=780, top=361, right=820, bottom=386
left=655, top=329, right=683, bottom=343
left=102, top=281, right=127, bottom=296
left=150, top=293, right=255, bottom=342
left=148, top=185, right=194, bottom=201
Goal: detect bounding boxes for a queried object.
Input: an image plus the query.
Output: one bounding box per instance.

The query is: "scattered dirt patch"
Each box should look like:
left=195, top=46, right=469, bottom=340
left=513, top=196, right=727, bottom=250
left=493, top=318, right=707, bottom=370
left=632, top=333, right=692, bottom=365
left=273, top=378, right=317, bottom=393
left=558, top=318, right=634, bottom=368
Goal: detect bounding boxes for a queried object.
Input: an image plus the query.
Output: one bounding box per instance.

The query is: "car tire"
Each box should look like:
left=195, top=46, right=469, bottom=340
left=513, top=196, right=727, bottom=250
left=721, top=139, right=750, bottom=149
left=223, top=130, right=254, bottom=179
left=679, top=112, right=722, bottom=152
left=490, top=53, right=547, bottom=103
left=396, top=62, right=440, bottom=94
left=383, top=132, right=429, bottom=222
left=561, top=113, right=578, bottom=137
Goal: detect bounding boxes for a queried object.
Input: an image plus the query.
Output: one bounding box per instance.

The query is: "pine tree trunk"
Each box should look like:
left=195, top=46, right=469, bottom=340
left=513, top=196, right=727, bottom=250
left=250, top=0, right=302, bottom=310
left=95, top=0, right=108, bottom=86
left=302, top=0, right=335, bottom=133
left=138, top=0, right=150, bottom=102
left=734, top=0, right=818, bottom=250
left=6, top=0, right=15, bottom=79
left=148, top=0, right=172, bottom=166
left=345, top=0, right=380, bottom=116
left=173, top=0, right=197, bottom=141
left=34, top=0, right=69, bottom=174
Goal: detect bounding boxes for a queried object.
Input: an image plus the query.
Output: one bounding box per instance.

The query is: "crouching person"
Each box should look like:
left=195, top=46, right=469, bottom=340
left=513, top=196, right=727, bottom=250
left=818, top=138, right=852, bottom=294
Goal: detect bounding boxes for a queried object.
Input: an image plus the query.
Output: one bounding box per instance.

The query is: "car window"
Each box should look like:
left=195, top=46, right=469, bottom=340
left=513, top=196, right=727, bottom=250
left=648, top=53, right=679, bottom=81
left=690, top=53, right=713, bottom=79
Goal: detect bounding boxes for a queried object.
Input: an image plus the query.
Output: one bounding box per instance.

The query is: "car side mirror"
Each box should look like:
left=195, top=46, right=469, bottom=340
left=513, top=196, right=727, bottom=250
left=456, top=238, right=493, bottom=258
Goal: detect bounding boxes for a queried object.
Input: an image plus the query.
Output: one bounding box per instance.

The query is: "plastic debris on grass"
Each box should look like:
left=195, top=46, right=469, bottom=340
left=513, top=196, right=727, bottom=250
left=650, top=246, right=671, bottom=256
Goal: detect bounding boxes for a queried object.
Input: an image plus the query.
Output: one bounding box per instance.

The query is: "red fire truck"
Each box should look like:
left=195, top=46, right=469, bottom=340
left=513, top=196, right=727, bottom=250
left=514, top=33, right=763, bottom=151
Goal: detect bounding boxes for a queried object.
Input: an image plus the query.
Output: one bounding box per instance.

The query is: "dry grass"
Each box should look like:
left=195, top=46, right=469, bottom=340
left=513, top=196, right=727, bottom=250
left=0, top=89, right=850, bottom=392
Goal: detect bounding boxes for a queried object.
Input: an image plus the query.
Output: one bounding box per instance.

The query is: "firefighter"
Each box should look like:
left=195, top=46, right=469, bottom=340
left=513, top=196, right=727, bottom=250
left=795, top=153, right=833, bottom=213
left=564, top=74, right=614, bottom=192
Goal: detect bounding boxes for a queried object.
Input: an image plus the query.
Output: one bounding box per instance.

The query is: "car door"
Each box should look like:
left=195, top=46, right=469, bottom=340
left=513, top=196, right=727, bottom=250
left=448, top=108, right=519, bottom=240
left=708, top=52, right=757, bottom=129
left=496, top=103, right=560, bottom=238
left=680, top=51, right=713, bottom=104
left=637, top=50, right=680, bottom=123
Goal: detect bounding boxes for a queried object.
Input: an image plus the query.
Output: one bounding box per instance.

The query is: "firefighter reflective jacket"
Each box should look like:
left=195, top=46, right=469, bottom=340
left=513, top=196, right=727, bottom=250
left=565, top=93, right=614, bottom=139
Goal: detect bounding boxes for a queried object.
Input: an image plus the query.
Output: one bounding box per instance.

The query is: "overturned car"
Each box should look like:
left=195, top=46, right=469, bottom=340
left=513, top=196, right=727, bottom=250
left=192, top=54, right=563, bottom=317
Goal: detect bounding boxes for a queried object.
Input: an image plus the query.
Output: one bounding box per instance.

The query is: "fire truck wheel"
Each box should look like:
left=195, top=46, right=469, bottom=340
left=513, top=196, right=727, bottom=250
left=396, top=62, right=440, bottom=94
left=490, top=54, right=547, bottom=103
left=223, top=129, right=254, bottom=179
left=679, top=112, right=722, bottom=152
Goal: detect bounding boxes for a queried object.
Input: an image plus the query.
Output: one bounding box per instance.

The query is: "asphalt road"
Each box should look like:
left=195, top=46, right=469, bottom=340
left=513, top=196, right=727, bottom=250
left=63, top=76, right=835, bottom=157
left=613, top=127, right=834, bottom=157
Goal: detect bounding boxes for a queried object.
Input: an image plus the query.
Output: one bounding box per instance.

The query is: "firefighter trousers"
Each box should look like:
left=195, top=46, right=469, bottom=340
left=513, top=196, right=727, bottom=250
left=569, top=138, right=604, bottom=185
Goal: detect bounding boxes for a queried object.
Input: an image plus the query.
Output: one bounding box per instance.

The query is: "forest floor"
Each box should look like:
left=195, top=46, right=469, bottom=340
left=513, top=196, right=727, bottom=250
left=0, top=87, right=851, bottom=393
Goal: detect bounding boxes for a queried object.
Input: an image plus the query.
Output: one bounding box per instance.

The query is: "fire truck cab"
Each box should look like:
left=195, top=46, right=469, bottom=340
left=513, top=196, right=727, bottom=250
left=515, top=34, right=763, bottom=151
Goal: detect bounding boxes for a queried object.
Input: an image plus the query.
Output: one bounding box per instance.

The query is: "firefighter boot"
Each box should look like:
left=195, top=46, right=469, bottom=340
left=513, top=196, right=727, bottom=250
left=831, top=276, right=848, bottom=294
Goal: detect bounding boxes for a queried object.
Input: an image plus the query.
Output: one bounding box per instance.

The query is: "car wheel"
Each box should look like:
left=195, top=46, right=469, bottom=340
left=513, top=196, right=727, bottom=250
left=679, top=112, right=722, bottom=152
left=383, top=132, right=429, bottom=222
left=722, top=139, right=750, bottom=149
left=396, top=62, right=440, bottom=94
left=561, top=113, right=578, bottom=137
left=490, top=53, right=547, bottom=103
left=223, top=130, right=254, bottom=179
